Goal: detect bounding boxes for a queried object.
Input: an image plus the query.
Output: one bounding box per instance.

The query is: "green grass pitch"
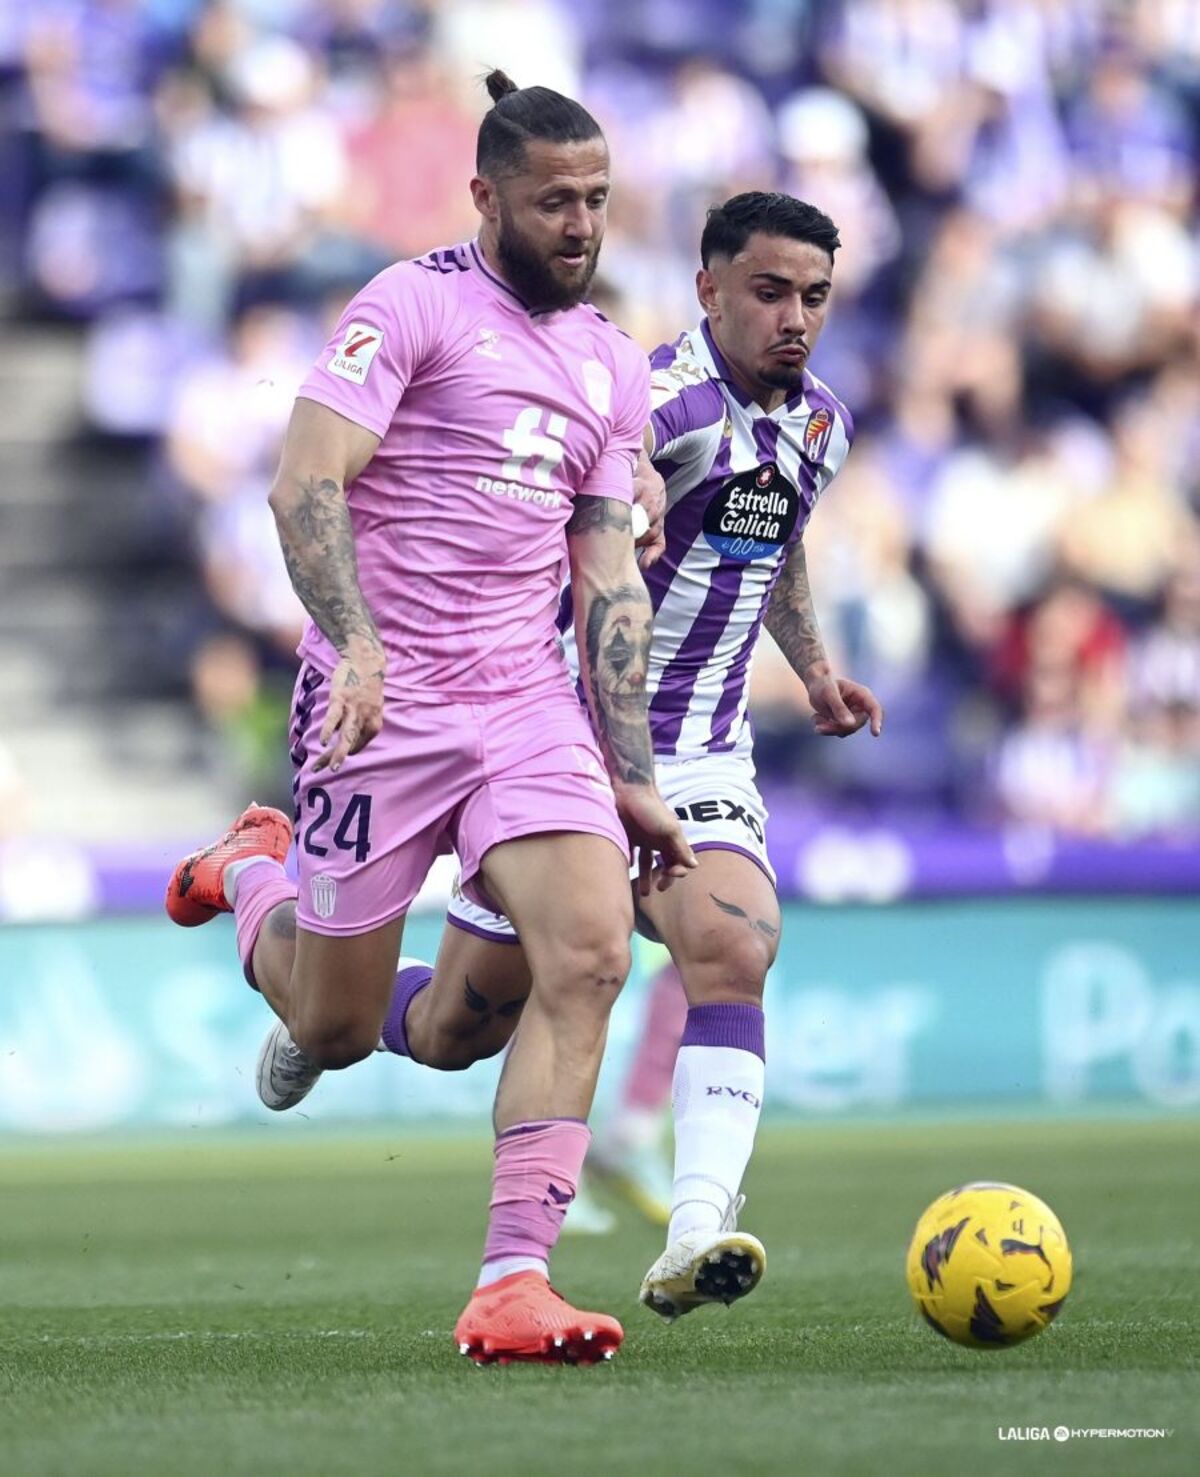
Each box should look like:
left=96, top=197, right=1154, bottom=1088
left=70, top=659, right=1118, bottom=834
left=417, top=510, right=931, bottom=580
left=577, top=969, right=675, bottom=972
left=1, top=1118, right=1196, bottom=1476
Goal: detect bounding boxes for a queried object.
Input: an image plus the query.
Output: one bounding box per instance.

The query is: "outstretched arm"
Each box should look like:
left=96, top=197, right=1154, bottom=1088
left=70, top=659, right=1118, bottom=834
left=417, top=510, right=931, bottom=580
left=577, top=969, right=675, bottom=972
left=567, top=494, right=695, bottom=890
left=269, top=396, right=386, bottom=772
left=765, top=538, right=883, bottom=739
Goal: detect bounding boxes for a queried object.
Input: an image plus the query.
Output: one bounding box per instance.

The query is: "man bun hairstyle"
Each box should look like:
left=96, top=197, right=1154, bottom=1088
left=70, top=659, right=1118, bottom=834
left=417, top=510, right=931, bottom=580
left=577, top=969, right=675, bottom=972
left=485, top=69, right=520, bottom=104
left=701, top=191, right=841, bottom=268
left=477, top=68, right=604, bottom=177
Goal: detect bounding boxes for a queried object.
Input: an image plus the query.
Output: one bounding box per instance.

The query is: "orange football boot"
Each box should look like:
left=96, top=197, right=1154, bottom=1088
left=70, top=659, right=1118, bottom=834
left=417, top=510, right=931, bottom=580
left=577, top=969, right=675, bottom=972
left=454, top=1272, right=624, bottom=1366
left=165, top=804, right=293, bottom=926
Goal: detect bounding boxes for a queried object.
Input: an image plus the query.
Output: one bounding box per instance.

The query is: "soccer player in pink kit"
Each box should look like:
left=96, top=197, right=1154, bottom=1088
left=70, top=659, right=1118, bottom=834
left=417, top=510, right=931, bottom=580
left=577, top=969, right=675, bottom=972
left=371, top=192, right=884, bottom=1319
left=166, top=72, right=694, bottom=1366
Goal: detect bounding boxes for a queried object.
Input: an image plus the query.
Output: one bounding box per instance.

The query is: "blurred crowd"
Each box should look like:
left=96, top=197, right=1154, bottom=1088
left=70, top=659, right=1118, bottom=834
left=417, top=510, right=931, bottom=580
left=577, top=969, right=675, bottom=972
left=3, top=0, right=1199, bottom=840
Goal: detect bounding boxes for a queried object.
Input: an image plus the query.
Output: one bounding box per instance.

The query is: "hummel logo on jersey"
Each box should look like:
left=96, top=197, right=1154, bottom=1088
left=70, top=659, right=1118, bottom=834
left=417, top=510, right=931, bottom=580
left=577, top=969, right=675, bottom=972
left=328, top=321, right=383, bottom=385
left=475, top=327, right=502, bottom=359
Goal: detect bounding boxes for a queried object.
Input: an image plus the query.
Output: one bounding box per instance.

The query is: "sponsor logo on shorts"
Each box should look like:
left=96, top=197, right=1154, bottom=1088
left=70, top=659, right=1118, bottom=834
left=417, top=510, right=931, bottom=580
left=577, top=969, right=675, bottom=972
left=573, top=744, right=612, bottom=794
left=674, top=798, right=765, bottom=844
left=310, top=874, right=337, bottom=919
left=327, top=321, right=383, bottom=385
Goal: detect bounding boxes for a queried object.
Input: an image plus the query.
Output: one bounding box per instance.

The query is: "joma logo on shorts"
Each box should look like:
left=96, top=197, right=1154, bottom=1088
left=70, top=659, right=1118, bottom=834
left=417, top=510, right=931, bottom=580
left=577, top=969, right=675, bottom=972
left=706, top=1086, right=762, bottom=1108
left=674, top=798, right=764, bottom=843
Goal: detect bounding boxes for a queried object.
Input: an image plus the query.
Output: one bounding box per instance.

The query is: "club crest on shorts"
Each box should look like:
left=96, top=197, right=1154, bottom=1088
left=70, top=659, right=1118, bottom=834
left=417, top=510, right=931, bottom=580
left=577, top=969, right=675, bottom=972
left=803, top=406, right=834, bottom=463
left=310, top=874, right=337, bottom=919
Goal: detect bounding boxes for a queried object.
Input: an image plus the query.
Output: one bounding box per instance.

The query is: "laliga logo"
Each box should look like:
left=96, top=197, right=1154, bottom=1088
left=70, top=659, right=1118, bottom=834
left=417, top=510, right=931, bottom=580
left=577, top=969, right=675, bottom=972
left=327, top=321, right=384, bottom=385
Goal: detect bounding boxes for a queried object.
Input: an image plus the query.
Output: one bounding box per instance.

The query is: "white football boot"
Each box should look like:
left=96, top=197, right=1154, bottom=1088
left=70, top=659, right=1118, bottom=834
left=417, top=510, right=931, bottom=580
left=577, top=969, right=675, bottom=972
left=639, top=1195, right=765, bottom=1322
left=256, top=1019, right=322, bottom=1110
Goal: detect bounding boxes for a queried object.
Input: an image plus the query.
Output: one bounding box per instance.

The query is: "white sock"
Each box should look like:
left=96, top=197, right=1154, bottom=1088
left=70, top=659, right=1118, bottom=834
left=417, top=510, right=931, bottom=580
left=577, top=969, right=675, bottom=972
left=222, top=855, right=285, bottom=906
left=667, top=1043, right=764, bottom=1243
left=477, top=1255, right=547, bottom=1288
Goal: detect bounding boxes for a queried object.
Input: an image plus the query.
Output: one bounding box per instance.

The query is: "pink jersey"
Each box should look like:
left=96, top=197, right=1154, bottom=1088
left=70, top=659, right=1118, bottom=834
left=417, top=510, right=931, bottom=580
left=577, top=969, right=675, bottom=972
left=295, top=241, right=649, bottom=701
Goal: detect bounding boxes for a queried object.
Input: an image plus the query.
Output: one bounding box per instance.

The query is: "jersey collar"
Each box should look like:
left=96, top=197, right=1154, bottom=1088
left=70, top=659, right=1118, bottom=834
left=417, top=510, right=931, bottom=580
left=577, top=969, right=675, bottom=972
left=469, top=240, right=562, bottom=320
left=699, top=318, right=811, bottom=419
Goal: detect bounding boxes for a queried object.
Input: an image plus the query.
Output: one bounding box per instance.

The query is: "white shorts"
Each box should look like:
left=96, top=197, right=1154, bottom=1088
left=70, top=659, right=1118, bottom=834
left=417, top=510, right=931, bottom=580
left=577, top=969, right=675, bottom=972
left=445, top=749, right=774, bottom=944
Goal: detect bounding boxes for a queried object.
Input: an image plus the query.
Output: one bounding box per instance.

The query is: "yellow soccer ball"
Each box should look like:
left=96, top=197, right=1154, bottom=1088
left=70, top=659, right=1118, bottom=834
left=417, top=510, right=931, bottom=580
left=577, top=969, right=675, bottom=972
left=905, top=1182, right=1072, bottom=1348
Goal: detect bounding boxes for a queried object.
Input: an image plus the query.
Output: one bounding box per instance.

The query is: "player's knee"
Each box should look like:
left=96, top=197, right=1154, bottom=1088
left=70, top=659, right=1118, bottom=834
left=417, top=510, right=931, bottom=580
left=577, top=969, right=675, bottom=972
left=292, top=1016, right=378, bottom=1071
left=420, top=1019, right=518, bottom=1072
left=683, top=931, right=772, bottom=1005
left=537, top=933, right=631, bottom=1015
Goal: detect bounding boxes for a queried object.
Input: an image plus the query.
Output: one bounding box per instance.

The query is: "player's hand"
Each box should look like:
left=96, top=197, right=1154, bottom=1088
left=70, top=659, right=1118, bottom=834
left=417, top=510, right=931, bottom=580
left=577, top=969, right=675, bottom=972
left=314, top=640, right=386, bottom=772
left=806, top=673, right=884, bottom=738
left=615, top=785, right=698, bottom=896
left=633, top=448, right=667, bottom=568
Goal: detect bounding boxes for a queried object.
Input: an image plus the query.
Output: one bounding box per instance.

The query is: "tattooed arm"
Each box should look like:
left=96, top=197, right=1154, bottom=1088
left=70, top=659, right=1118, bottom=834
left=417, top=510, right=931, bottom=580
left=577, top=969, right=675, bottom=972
left=566, top=494, right=696, bottom=890
left=567, top=495, right=655, bottom=785
left=765, top=537, right=884, bottom=739
left=269, top=397, right=386, bottom=771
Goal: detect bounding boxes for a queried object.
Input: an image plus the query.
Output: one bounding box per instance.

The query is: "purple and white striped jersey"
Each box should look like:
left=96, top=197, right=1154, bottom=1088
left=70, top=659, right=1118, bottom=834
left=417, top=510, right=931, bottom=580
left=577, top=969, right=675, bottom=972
left=561, top=318, right=853, bottom=759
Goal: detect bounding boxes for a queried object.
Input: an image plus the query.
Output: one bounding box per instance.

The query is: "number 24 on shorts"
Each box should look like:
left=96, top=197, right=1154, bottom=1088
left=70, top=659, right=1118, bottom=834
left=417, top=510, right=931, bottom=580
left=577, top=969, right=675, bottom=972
left=301, top=788, right=373, bottom=863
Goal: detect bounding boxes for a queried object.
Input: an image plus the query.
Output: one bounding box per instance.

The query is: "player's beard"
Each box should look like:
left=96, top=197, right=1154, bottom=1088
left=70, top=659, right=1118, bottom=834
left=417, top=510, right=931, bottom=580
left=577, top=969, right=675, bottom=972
left=758, top=363, right=805, bottom=395
left=496, top=204, right=599, bottom=311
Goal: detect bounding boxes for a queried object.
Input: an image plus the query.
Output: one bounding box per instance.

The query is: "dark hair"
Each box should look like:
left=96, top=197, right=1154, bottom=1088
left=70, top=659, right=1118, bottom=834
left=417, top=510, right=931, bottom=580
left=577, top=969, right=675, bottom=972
left=476, top=68, right=603, bottom=176
left=700, top=192, right=840, bottom=267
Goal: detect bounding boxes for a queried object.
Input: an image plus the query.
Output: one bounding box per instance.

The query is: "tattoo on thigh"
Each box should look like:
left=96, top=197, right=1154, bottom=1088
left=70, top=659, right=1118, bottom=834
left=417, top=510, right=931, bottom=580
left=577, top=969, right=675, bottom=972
left=462, top=976, right=527, bottom=1032
left=709, top=891, right=779, bottom=939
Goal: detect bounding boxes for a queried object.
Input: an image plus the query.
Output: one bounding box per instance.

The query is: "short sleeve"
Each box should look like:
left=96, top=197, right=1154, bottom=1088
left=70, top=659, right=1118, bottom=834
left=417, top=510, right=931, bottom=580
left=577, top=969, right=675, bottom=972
left=296, top=262, right=442, bottom=438
left=647, top=367, right=726, bottom=461
left=576, top=348, right=650, bottom=506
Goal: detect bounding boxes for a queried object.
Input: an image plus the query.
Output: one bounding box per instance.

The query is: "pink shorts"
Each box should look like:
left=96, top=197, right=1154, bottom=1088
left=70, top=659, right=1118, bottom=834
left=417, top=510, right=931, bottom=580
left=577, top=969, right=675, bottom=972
left=288, top=664, right=630, bottom=935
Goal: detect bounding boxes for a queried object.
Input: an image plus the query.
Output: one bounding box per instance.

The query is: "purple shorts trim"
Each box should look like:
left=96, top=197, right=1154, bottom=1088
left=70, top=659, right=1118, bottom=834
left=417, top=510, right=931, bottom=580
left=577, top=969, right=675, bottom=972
left=445, top=914, right=520, bottom=946
left=692, top=841, right=776, bottom=887
left=681, top=1002, right=766, bottom=1062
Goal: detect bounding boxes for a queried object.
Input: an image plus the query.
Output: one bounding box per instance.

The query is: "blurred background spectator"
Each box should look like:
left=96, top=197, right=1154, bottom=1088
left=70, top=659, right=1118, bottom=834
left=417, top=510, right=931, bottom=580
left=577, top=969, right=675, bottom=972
left=1, top=0, right=1197, bottom=846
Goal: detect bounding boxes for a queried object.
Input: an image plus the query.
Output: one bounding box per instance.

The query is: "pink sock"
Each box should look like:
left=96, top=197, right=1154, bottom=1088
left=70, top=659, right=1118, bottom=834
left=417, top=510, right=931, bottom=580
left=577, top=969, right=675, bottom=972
left=233, top=861, right=297, bottom=991
left=614, top=962, right=688, bottom=1135
left=479, top=1119, right=591, bottom=1286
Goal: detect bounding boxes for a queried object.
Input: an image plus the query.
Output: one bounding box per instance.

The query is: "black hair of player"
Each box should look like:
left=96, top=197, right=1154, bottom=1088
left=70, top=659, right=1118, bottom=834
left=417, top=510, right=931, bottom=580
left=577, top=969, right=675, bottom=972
left=700, top=192, right=840, bottom=268
left=476, top=68, right=604, bottom=177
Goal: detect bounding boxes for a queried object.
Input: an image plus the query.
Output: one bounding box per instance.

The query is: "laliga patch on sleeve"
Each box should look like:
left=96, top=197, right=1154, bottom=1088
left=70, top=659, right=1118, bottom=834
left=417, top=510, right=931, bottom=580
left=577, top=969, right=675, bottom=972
left=327, top=322, right=384, bottom=385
